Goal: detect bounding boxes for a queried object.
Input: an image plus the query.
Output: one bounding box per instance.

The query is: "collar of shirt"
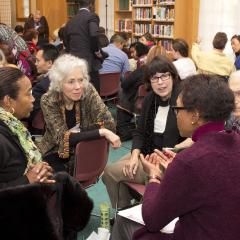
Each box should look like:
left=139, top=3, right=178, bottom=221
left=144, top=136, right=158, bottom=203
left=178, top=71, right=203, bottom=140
left=192, top=121, right=225, bottom=142
left=79, top=8, right=90, bottom=12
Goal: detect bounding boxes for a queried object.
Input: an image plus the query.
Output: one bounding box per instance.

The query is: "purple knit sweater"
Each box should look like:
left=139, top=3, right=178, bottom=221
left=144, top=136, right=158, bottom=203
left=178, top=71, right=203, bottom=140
left=133, top=121, right=240, bottom=240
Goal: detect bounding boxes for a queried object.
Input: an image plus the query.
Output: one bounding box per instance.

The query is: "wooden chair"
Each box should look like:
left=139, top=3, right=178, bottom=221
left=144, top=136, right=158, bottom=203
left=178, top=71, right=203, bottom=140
left=99, top=72, right=121, bottom=103
left=73, top=138, right=109, bottom=189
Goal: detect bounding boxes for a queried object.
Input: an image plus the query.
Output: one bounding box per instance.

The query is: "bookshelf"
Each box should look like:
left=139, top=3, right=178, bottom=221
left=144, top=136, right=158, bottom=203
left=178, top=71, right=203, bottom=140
left=114, top=0, right=200, bottom=50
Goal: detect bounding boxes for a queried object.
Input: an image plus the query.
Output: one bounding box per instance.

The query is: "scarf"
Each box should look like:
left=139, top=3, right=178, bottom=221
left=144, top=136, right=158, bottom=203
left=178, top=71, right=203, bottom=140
left=0, top=107, right=42, bottom=172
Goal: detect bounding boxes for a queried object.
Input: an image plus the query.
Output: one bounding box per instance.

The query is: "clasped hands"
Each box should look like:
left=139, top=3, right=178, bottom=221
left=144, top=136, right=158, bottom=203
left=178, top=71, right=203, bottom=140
left=123, top=149, right=176, bottom=180
left=26, top=162, right=55, bottom=184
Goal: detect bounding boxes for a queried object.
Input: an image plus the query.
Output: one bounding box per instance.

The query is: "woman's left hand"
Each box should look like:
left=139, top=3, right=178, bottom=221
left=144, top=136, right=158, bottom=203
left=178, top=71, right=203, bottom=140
left=140, top=153, right=161, bottom=177
left=99, top=128, right=122, bottom=149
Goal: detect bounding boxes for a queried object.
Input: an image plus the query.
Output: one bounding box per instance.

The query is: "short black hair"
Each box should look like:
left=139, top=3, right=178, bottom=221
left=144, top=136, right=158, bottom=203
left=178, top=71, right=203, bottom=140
left=180, top=74, right=234, bottom=121
left=39, top=44, right=59, bottom=63
left=79, top=0, right=95, bottom=7
left=144, top=55, right=180, bottom=90
left=14, top=25, right=24, bottom=34
left=134, top=42, right=149, bottom=58
left=172, top=38, right=189, bottom=57
left=212, top=32, right=228, bottom=50
left=0, top=67, right=24, bottom=101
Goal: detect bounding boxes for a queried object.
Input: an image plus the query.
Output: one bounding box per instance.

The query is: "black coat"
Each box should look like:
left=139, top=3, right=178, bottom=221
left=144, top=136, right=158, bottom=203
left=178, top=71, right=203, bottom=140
left=132, top=86, right=184, bottom=153
left=0, top=121, right=29, bottom=189
left=64, top=9, right=101, bottom=72
left=0, top=172, right=93, bottom=240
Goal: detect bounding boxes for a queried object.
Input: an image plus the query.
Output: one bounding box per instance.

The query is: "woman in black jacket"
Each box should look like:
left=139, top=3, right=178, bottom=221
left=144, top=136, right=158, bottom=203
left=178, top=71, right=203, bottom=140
left=103, top=55, right=186, bottom=209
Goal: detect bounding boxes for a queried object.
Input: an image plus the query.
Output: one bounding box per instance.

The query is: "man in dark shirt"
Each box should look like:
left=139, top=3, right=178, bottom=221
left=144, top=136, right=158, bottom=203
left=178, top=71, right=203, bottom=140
left=28, top=44, right=59, bottom=134
left=64, top=0, right=102, bottom=92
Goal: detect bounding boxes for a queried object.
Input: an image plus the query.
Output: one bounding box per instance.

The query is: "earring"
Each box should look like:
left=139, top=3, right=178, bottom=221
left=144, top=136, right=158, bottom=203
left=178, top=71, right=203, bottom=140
left=191, top=121, right=195, bottom=125
left=10, top=107, right=15, bottom=115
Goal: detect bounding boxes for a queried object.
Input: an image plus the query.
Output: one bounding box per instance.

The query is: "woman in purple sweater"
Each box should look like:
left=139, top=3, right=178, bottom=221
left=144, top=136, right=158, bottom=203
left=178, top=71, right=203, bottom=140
left=112, top=74, right=240, bottom=240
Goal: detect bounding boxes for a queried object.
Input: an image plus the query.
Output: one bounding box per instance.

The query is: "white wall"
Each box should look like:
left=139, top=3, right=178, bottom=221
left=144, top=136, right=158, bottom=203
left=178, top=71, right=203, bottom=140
left=98, top=0, right=115, bottom=39
left=198, top=0, right=240, bottom=58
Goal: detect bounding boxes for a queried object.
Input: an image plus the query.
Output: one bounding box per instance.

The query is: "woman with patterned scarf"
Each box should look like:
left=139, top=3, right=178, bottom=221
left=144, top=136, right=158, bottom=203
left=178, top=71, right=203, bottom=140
left=37, top=54, right=121, bottom=173
left=0, top=67, right=54, bottom=188
left=103, top=56, right=187, bottom=209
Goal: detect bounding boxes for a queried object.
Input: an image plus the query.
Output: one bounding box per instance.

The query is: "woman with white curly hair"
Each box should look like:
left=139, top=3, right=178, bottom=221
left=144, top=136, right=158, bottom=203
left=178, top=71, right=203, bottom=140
left=38, top=54, right=121, bottom=172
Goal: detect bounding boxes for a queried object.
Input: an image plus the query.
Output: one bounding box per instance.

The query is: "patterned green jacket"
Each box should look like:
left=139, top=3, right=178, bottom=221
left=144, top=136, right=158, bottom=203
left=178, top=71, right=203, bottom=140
left=38, top=83, right=115, bottom=158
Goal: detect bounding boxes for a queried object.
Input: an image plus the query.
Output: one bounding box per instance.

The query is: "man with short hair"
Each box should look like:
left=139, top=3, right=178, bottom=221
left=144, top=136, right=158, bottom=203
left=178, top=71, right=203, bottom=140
left=191, top=32, right=235, bottom=77
left=100, top=33, right=130, bottom=77
left=64, top=0, right=102, bottom=92
left=28, top=44, right=59, bottom=133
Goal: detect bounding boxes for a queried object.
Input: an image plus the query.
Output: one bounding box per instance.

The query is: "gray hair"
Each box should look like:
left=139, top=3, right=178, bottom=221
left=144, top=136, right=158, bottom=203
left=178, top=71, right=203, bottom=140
left=0, top=49, right=6, bottom=67
left=49, top=54, right=90, bottom=96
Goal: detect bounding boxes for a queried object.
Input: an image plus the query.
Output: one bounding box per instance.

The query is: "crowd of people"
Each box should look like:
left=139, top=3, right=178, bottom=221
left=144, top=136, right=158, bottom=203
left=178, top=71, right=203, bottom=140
left=1, top=0, right=240, bottom=239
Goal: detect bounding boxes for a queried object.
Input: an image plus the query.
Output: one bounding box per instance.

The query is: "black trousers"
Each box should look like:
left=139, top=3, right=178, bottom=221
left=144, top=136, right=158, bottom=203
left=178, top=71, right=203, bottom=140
left=90, top=70, right=100, bottom=93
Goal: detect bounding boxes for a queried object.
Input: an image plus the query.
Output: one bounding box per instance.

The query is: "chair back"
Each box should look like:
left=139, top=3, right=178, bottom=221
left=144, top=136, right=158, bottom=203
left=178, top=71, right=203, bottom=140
left=99, top=72, right=121, bottom=97
left=32, top=110, right=45, bottom=131
left=74, top=138, right=109, bottom=188
left=135, top=84, right=148, bottom=113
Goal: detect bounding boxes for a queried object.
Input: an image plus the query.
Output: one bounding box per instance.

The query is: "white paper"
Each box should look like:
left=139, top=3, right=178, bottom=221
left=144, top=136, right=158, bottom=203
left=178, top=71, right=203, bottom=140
left=86, top=231, right=99, bottom=240
left=118, top=204, right=179, bottom=234
left=86, top=229, right=110, bottom=240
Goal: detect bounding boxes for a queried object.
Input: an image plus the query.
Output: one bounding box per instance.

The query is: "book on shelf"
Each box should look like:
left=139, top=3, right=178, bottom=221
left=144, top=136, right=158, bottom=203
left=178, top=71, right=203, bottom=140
left=134, top=7, right=152, bottom=20
left=117, top=19, right=133, bottom=32
left=132, top=0, right=152, bottom=5
left=153, top=6, right=175, bottom=20
left=153, top=0, right=175, bottom=4
left=134, top=23, right=151, bottom=35
left=153, top=24, right=174, bottom=38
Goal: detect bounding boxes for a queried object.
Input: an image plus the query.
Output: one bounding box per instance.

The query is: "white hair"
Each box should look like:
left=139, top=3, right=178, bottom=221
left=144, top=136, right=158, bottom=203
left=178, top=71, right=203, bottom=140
left=0, top=49, right=6, bottom=67
left=229, top=70, right=240, bottom=91
left=49, top=54, right=90, bottom=95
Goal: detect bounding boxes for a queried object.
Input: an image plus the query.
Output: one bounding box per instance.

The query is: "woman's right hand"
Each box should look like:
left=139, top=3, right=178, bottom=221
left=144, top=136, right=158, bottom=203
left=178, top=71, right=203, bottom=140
left=26, top=162, right=55, bottom=184
left=154, top=149, right=176, bottom=169
left=99, top=128, right=121, bottom=149
left=123, top=151, right=139, bottom=180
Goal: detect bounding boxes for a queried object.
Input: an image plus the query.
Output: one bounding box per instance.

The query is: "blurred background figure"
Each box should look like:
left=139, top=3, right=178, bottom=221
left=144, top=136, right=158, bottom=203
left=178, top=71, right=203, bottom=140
left=98, top=26, right=109, bottom=48
left=24, top=10, right=49, bottom=43
left=14, top=25, right=24, bottom=37
left=23, top=29, right=39, bottom=55
left=231, top=35, right=240, bottom=70
left=139, top=32, right=155, bottom=48
left=226, top=70, right=240, bottom=132
left=172, top=38, right=196, bottom=80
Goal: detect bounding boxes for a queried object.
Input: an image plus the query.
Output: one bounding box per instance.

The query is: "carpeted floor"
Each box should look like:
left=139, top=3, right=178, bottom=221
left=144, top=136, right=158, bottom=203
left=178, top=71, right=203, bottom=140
left=77, top=140, right=132, bottom=239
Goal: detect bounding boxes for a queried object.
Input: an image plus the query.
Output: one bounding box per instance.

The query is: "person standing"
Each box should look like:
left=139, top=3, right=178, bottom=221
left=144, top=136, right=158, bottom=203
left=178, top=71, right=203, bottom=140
left=64, top=0, right=102, bottom=92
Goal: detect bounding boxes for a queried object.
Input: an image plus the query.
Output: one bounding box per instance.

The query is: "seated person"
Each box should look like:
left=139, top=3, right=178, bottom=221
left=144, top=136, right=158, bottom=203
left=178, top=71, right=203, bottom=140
left=0, top=67, right=93, bottom=239
left=139, top=32, right=155, bottom=48
left=191, top=32, right=235, bottom=77
left=23, top=28, right=39, bottom=55
left=172, top=38, right=196, bottom=80
left=38, top=54, right=121, bottom=173
left=28, top=44, right=59, bottom=134
left=117, top=45, right=165, bottom=141
left=112, top=74, right=240, bottom=240
left=0, top=67, right=54, bottom=188
left=226, top=70, right=240, bottom=132
left=99, top=33, right=130, bottom=77
left=103, top=56, right=186, bottom=209
left=231, top=35, right=240, bottom=70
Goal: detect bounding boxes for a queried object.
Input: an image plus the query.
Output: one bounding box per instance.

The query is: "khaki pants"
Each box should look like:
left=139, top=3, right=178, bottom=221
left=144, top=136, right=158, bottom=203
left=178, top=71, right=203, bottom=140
left=102, top=153, right=146, bottom=209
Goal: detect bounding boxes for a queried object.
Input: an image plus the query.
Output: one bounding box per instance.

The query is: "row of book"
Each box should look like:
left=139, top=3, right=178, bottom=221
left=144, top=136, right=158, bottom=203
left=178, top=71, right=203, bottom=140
left=134, top=8, right=152, bottom=20
left=132, top=0, right=152, bottom=5
left=116, top=19, right=133, bottom=32
left=153, top=6, right=175, bottom=20
left=158, top=39, right=173, bottom=51
left=152, top=24, right=174, bottom=37
left=153, top=0, right=175, bottom=4
left=134, top=23, right=152, bottom=35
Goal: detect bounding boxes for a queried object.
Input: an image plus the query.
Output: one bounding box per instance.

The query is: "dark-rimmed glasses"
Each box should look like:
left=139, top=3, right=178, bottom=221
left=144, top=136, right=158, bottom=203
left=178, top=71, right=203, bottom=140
left=171, top=106, right=187, bottom=115
left=150, top=72, right=171, bottom=83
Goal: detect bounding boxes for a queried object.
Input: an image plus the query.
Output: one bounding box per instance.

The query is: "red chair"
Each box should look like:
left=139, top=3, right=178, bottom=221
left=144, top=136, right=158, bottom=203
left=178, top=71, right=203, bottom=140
left=73, top=138, right=109, bottom=188
left=99, top=72, right=121, bottom=103
left=31, top=110, right=45, bottom=132
left=115, top=181, right=146, bottom=215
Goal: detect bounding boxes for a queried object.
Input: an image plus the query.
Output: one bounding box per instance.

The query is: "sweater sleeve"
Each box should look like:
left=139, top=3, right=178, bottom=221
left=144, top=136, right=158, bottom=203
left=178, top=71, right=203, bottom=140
left=142, top=157, right=202, bottom=232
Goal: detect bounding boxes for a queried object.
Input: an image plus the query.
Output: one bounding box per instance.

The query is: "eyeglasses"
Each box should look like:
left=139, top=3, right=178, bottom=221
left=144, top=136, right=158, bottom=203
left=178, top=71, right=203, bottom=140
left=150, top=72, right=171, bottom=83
left=171, top=106, right=187, bottom=115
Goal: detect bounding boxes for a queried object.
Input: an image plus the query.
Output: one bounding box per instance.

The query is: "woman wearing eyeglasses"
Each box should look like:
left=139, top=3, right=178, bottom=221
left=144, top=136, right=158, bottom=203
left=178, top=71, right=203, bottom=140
left=112, top=74, right=240, bottom=240
left=231, top=35, right=240, bottom=70
left=103, top=56, right=186, bottom=209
